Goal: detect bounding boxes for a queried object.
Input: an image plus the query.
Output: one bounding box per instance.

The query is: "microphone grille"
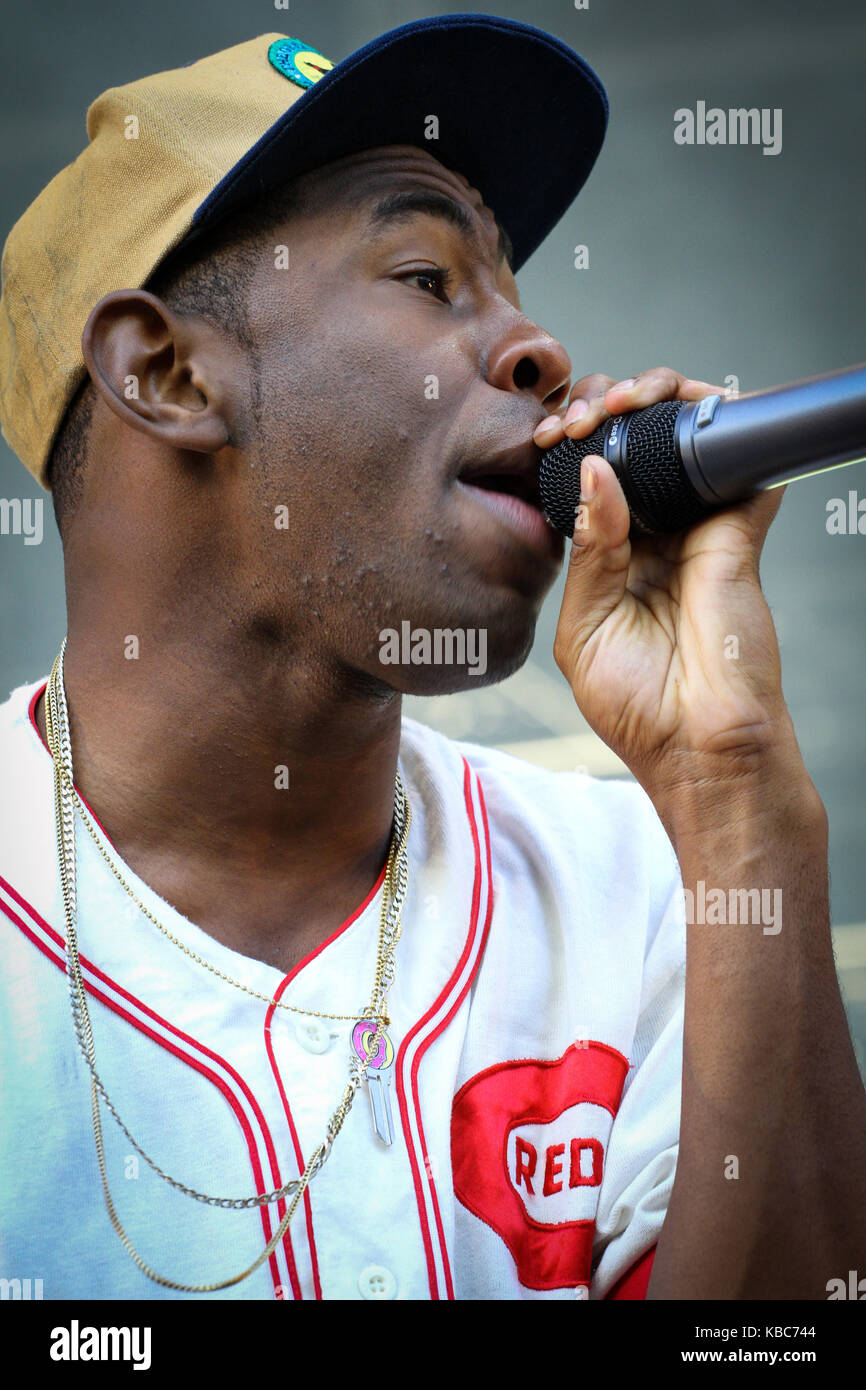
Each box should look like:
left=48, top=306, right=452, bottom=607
left=623, top=402, right=711, bottom=534
left=540, top=402, right=715, bottom=537
left=538, top=424, right=607, bottom=537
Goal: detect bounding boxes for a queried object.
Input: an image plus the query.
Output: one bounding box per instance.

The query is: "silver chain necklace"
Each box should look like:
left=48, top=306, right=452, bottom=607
left=45, top=639, right=412, bottom=1292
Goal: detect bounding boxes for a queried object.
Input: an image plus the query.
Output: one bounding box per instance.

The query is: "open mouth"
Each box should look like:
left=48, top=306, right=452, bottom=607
left=456, top=441, right=545, bottom=510
left=460, top=468, right=543, bottom=509
left=455, top=443, right=561, bottom=558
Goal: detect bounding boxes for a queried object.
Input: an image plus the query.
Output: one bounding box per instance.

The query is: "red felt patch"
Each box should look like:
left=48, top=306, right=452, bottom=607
left=451, top=1041, right=629, bottom=1291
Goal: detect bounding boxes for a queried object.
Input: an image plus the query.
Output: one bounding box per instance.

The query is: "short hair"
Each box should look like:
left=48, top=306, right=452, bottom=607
left=46, top=180, right=307, bottom=537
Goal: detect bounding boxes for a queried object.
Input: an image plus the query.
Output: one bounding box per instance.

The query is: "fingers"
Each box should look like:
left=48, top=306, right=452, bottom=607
left=553, top=455, right=633, bottom=674
left=603, top=366, right=685, bottom=416
left=534, top=372, right=617, bottom=447
left=676, top=377, right=726, bottom=401
left=534, top=367, right=725, bottom=450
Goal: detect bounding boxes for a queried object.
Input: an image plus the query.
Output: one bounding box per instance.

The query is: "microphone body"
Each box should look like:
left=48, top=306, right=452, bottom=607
left=539, top=362, right=866, bottom=537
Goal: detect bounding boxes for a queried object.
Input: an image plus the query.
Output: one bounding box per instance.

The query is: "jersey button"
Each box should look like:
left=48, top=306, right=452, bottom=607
left=294, top=1018, right=332, bottom=1054
left=358, top=1265, right=397, bottom=1300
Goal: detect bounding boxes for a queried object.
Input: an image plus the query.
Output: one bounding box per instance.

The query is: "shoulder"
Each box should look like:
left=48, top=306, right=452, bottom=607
left=400, top=714, right=668, bottom=852
left=399, top=715, right=680, bottom=914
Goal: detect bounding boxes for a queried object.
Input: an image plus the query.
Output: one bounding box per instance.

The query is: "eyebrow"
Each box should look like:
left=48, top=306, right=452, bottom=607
left=365, top=189, right=514, bottom=269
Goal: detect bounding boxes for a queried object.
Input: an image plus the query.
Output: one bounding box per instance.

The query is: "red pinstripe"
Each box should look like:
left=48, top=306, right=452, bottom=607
left=25, top=687, right=313, bottom=1294
left=394, top=760, right=494, bottom=1299
left=0, top=876, right=300, bottom=1299
left=262, top=857, right=389, bottom=1302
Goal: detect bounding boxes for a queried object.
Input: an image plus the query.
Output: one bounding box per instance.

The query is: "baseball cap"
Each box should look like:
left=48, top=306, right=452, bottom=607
left=0, top=13, right=608, bottom=489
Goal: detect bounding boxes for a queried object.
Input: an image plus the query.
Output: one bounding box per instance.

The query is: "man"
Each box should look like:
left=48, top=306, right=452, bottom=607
left=0, top=16, right=863, bottom=1301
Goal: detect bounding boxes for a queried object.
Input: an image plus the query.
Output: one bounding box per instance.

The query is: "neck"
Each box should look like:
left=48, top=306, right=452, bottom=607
left=39, top=610, right=403, bottom=975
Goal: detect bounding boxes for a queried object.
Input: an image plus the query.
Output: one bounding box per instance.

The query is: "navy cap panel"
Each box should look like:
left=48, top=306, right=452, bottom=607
left=192, top=14, right=608, bottom=271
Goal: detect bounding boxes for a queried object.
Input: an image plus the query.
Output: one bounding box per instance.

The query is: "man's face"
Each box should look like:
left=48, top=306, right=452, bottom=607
left=237, top=144, right=572, bottom=693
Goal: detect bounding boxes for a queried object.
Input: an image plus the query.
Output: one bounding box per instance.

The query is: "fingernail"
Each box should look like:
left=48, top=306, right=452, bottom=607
left=610, top=377, right=636, bottom=393
left=534, top=415, right=561, bottom=441
left=564, top=399, right=588, bottom=426
left=581, top=458, right=598, bottom=501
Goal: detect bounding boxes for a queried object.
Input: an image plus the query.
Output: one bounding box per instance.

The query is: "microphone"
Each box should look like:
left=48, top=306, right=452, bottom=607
left=539, top=362, right=866, bottom=537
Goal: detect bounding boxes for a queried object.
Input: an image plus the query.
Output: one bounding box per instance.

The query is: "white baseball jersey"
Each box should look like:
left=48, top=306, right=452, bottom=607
left=0, top=676, right=685, bottom=1301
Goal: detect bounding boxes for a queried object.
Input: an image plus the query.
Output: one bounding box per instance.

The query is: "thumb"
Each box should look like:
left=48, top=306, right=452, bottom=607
left=554, top=455, right=632, bottom=675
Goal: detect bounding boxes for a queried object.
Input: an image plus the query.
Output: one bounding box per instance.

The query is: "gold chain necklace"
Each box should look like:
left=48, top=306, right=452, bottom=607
left=45, top=640, right=412, bottom=1293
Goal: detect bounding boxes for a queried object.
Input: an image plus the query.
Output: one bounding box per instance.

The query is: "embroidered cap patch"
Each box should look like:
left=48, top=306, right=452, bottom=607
left=268, top=38, right=334, bottom=90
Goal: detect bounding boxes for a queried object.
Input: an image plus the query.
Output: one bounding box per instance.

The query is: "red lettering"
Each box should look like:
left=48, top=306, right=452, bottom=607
left=514, top=1137, right=537, bottom=1194
left=569, top=1137, right=603, bottom=1187
left=543, top=1143, right=565, bottom=1196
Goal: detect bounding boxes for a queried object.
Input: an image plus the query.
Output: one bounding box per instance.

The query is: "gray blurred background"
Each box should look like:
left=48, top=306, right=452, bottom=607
left=1, top=1, right=864, bottom=1064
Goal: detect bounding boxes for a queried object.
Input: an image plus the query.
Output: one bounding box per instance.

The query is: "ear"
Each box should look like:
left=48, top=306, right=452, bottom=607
left=81, top=289, right=234, bottom=453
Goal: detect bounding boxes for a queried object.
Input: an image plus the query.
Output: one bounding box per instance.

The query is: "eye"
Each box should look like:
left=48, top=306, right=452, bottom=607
left=399, top=266, right=453, bottom=304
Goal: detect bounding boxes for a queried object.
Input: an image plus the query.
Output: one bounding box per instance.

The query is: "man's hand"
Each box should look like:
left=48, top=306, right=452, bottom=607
left=535, top=367, right=796, bottom=814
left=535, top=368, right=866, bottom=1300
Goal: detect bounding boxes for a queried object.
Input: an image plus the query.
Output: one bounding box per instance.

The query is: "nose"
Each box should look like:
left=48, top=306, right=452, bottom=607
left=485, top=316, right=572, bottom=414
